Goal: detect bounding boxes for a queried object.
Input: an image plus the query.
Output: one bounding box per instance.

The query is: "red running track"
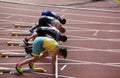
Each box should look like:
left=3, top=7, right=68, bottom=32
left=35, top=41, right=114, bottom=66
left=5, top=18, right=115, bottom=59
left=0, top=0, right=120, bottom=78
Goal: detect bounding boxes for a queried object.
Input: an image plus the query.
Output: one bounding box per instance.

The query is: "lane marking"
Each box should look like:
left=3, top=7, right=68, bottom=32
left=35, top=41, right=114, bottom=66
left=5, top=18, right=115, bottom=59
left=1, top=26, right=120, bottom=33
left=0, top=0, right=120, bottom=13
left=61, top=45, right=120, bottom=53
left=60, top=64, right=67, bottom=71
left=67, top=35, right=120, bottom=42
left=67, top=19, right=120, bottom=25
left=0, top=19, right=30, bottom=24
left=93, top=30, right=99, bottom=36
left=0, top=63, right=91, bottom=65
left=1, top=10, right=120, bottom=25
left=1, top=48, right=120, bottom=54
left=5, top=15, right=15, bottom=19
left=1, top=18, right=120, bottom=25
left=59, top=58, right=120, bottom=68
left=0, top=61, right=120, bottom=68
left=55, top=55, right=58, bottom=78
left=0, top=8, right=120, bottom=20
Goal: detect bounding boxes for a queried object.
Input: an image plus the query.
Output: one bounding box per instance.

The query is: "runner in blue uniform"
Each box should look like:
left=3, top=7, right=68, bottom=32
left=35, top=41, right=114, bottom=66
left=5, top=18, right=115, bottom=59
left=41, top=10, right=66, bottom=25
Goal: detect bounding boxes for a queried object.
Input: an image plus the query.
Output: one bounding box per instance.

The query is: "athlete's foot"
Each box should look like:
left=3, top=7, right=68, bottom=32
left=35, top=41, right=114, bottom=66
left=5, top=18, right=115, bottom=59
left=23, top=39, right=29, bottom=46
left=15, top=64, right=23, bottom=74
left=28, top=63, right=34, bottom=69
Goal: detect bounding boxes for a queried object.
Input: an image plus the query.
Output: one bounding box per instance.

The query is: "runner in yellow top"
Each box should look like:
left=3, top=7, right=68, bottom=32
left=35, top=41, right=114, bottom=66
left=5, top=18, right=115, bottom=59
left=15, top=37, right=67, bottom=74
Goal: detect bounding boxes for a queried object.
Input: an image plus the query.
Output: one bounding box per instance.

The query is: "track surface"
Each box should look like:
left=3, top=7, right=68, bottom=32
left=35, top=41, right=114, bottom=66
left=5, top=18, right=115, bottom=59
left=0, top=0, right=120, bottom=78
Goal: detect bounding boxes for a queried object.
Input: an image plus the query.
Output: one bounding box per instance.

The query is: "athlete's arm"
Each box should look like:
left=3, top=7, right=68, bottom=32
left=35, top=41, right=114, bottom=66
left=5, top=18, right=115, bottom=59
left=27, top=32, right=38, bottom=41
left=51, top=49, right=59, bottom=74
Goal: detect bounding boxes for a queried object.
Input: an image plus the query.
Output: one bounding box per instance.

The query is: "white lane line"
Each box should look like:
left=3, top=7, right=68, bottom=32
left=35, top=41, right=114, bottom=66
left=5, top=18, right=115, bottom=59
left=0, top=61, right=120, bottom=68
left=1, top=34, right=120, bottom=42
left=67, top=19, right=120, bottom=25
left=106, top=63, right=120, bottom=65
left=0, top=12, right=38, bottom=18
left=58, top=58, right=120, bottom=68
left=55, top=55, right=58, bottom=78
left=67, top=35, right=120, bottom=42
left=61, top=45, right=120, bottom=53
left=1, top=26, right=120, bottom=33
left=69, top=39, right=120, bottom=42
left=0, top=1, right=120, bottom=13
left=0, top=63, right=91, bottom=65
left=1, top=17, right=120, bottom=25
left=0, top=19, right=30, bottom=24
left=0, top=38, right=23, bottom=41
left=0, top=10, right=120, bottom=25
left=1, top=48, right=120, bottom=54
left=0, top=6, right=120, bottom=19
left=5, top=15, right=15, bottom=19
left=60, top=64, right=67, bottom=71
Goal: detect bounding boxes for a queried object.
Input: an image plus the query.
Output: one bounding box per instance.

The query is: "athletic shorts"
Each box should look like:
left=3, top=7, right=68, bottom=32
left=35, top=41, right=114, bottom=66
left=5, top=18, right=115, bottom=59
left=32, top=37, right=45, bottom=56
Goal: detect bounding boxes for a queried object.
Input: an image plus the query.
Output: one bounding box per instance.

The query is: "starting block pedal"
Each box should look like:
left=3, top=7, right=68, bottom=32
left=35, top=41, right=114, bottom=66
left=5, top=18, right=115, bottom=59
left=7, top=41, right=20, bottom=46
left=11, top=32, right=31, bottom=36
left=14, top=24, right=33, bottom=28
left=0, top=67, right=46, bottom=74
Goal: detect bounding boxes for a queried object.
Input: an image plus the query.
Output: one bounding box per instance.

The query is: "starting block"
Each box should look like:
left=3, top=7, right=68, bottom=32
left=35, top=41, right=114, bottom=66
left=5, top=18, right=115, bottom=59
left=7, top=41, right=33, bottom=46
left=114, top=0, right=120, bottom=3
left=11, top=32, right=31, bottom=36
left=0, top=52, right=25, bottom=57
left=0, top=67, right=46, bottom=74
left=14, top=24, right=33, bottom=28
left=7, top=41, right=20, bottom=46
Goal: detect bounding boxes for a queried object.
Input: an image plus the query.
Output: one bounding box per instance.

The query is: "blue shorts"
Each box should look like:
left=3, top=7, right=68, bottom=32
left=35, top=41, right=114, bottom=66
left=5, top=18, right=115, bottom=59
left=32, top=37, right=45, bottom=56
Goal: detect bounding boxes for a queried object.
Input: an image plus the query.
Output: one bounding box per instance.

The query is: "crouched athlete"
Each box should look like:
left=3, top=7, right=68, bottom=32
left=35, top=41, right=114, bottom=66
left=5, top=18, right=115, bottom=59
left=15, top=37, right=67, bottom=74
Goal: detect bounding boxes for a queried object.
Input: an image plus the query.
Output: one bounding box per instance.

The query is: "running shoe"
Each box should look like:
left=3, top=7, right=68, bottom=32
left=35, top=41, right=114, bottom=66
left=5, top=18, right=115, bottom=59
left=15, top=64, right=23, bottom=74
left=23, top=38, right=29, bottom=46
left=28, top=63, right=34, bottom=69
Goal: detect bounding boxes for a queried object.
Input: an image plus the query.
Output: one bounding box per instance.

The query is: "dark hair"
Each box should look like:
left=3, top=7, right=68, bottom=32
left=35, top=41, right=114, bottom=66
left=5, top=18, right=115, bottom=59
left=59, top=48, right=67, bottom=59
left=60, top=35, right=67, bottom=42
left=60, top=27, right=66, bottom=33
left=59, top=18, right=66, bottom=24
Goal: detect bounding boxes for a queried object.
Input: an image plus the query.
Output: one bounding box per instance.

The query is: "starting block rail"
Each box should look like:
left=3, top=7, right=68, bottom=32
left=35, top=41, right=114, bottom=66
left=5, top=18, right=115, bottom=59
left=11, top=32, right=31, bottom=36
left=7, top=41, right=33, bottom=46
left=14, top=24, right=33, bottom=28
left=0, top=67, right=46, bottom=73
left=0, top=52, right=25, bottom=57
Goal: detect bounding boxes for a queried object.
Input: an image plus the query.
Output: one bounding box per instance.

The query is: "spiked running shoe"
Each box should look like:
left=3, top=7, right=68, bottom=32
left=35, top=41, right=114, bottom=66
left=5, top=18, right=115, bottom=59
left=23, top=39, right=29, bottom=46
left=15, top=64, right=23, bottom=74
left=28, top=63, right=34, bottom=69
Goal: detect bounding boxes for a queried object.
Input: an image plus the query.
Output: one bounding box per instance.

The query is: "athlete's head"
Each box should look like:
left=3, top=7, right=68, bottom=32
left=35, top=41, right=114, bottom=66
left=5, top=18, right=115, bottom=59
left=41, top=10, right=51, bottom=16
left=59, top=48, right=67, bottom=59
left=60, top=35, right=67, bottom=42
left=59, top=18, right=66, bottom=25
